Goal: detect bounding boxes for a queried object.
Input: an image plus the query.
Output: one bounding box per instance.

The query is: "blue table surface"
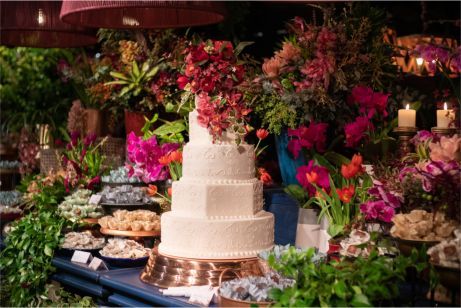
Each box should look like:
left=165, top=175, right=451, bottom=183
left=53, top=256, right=195, bottom=307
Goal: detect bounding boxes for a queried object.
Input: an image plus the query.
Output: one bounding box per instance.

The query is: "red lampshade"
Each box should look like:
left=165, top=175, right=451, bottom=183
left=0, top=1, right=97, bottom=48
left=60, top=1, right=226, bottom=29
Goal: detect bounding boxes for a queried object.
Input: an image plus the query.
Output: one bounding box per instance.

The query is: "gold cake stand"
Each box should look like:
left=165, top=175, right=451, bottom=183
left=140, top=248, right=263, bottom=288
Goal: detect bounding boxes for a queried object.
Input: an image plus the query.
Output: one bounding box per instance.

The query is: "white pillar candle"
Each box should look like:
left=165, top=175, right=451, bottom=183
left=398, top=104, right=416, bottom=127
left=436, top=102, right=455, bottom=128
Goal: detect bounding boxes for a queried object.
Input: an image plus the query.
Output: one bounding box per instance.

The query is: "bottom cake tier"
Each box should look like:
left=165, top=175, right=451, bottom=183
left=158, top=211, right=274, bottom=259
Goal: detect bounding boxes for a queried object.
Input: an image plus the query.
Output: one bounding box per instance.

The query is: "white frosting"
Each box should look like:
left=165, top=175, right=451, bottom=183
left=189, top=109, right=238, bottom=145
left=159, top=211, right=274, bottom=259
left=182, top=143, right=255, bottom=181
left=171, top=179, right=263, bottom=217
left=159, top=109, right=274, bottom=260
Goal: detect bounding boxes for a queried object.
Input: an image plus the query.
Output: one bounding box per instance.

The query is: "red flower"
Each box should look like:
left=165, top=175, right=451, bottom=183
left=167, top=187, right=172, bottom=196
left=344, top=116, right=374, bottom=148
left=147, top=184, right=158, bottom=197
left=86, top=176, right=100, bottom=190
left=258, top=168, right=273, bottom=185
left=341, top=154, right=364, bottom=179
left=336, top=184, right=355, bottom=203
left=256, top=129, right=269, bottom=140
left=177, top=75, right=189, bottom=90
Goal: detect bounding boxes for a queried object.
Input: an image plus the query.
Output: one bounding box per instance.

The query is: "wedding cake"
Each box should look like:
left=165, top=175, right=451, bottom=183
left=158, top=110, right=274, bottom=259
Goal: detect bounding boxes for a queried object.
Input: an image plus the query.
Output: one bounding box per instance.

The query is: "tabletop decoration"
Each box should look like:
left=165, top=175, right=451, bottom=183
left=61, top=131, right=107, bottom=192
left=58, top=189, right=103, bottom=222
left=98, top=209, right=160, bottom=233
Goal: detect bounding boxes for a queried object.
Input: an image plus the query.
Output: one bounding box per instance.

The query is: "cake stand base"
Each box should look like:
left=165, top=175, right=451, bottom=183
left=140, top=249, right=263, bottom=288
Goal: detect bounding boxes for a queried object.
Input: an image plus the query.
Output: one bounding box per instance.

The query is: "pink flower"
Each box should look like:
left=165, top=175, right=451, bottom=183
left=316, top=27, right=337, bottom=50
left=429, top=134, right=461, bottom=162
left=360, top=200, right=395, bottom=223
left=349, top=86, right=389, bottom=118
left=262, top=56, right=284, bottom=78
left=300, top=54, right=335, bottom=89
left=344, top=116, right=374, bottom=148
left=276, top=42, right=301, bottom=61
left=410, top=130, right=435, bottom=146
left=295, top=160, right=330, bottom=197
left=287, top=122, right=328, bottom=158
left=177, top=75, right=189, bottom=90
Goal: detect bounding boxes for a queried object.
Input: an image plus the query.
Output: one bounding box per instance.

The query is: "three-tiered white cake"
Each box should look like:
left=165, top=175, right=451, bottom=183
left=158, top=110, right=274, bottom=259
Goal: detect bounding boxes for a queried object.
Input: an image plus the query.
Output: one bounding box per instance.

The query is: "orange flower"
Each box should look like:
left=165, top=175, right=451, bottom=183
left=341, top=154, right=364, bottom=179
left=336, top=184, right=355, bottom=203
left=167, top=187, right=172, bottom=196
left=158, top=155, right=171, bottom=166
left=256, top=129, right=269, bottom=140
left=169, top=150, right=183, bottom=163
left=351, top=153, right=363, bottom=166
left=147, top=184, right=158, bottom=197
left=258, top=168, right=273, bottom=185
left=315, top=188, right=328, bottom=200
left=306, top=171, right=319, bottom=184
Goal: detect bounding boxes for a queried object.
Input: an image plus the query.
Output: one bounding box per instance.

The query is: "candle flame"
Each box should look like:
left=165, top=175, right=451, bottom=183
left=443, top=102, right=448, bottom=110
left=416, top=57, right=424, bottom=66
left=405, top=104, right=410, bottom=110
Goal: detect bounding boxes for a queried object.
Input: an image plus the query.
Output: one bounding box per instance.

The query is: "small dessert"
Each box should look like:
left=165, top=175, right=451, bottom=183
left=98, top=209, right=160, bottom=232
left=61, top=231, right=105, bottom=250
left=391, top=210, right=458, bottom=241
left=58, top=189, right=103, bottom=222
left=427, top=229, right=461, bottom=269
left=100, top=238, right=150, bottom=259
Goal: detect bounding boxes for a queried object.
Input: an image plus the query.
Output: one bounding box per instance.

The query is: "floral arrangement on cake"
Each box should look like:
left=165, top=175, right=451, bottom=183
left=252, top=4, right=396, bottom=135
left=176, top=39, right=252, bottom=144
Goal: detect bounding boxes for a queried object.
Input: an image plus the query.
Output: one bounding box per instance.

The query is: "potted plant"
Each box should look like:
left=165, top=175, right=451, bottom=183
left=301, top=154, right=373, bottom=254
left=250, top=4, right=396, bottom=184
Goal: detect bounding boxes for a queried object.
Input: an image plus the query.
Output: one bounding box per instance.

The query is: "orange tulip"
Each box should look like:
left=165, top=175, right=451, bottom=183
left=306, top=171, right=319, bottom=185
left=336, top=185, right=355, bottom=203
left=341, top=154, right=364, bottom=179
left=158, top=155, right=171, bottom=166
left=167, top=187, right=173, bottom=196
left=147, top=184, right=158, bottom=197
left=169, top=150, right=183, bottom=163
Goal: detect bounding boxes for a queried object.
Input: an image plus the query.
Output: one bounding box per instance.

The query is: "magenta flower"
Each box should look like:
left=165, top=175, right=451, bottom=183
left=344, top=116, right=374, bottom=148
left=125, top=132, right=179, bottom=183
left=410, top=130, right=435, bottom=146
left=360, top=200, right=395, bottom=223
left=287, top=122, right=328, bottom=158
left=295, top=160, right=330, bottom=197
left=349, top=85, right=389, bottom=118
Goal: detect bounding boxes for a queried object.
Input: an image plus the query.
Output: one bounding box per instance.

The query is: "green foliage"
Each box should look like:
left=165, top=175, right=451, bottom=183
left=268, top=247, right=431, bottom=307
left=141, top=114, right=187, bottom=144
left=0, top=47, right=73, bottom=133
left=0, top=177, right=70, bottom=306
left=32, top=283, right=95, bottom=307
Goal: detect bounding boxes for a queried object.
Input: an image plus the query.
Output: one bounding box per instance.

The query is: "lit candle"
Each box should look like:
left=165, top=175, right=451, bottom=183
left=436, top=102, right=455, bottom=128
left=398, top=104, right=416, bottom=127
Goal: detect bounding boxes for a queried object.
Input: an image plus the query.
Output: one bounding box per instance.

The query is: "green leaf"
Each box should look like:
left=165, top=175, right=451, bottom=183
left=234, top=41, right=254, bottom=56
left=328, top=224, right=344, bottom=238
left=109, top=71, right=130, bottom=81
left=153, top=121, right=186, bottom=136
left=145, top=65, right=160, bottom=79
left=333, top=280, right=347, bottom=299
left=44, top=245, right=53, bottom=257
left=132, top=61, right=140, bottom=77
left=351, top=293, right=372, bottom=307
left=284, top=184, right=307, bottom=204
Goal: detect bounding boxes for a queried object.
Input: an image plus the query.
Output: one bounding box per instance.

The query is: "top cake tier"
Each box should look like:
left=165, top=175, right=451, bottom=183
left=189, top=109, right=241, bottom=145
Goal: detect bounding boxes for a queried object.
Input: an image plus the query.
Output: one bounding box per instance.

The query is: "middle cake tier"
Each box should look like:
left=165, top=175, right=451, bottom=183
left=182, top=143, right=256, bottom=181
left=171, top=178, right=263, bottom=218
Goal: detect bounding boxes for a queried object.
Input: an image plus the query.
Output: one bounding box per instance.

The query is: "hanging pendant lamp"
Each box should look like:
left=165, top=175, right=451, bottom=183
left=60, top=1, right=226, bottom=29
left=0, top=1, right=97, bottom=48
